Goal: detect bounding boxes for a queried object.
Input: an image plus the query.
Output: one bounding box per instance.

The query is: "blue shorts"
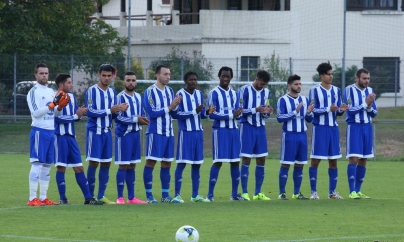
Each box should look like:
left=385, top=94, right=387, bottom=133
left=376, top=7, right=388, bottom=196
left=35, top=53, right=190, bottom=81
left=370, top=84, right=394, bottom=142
left=310, top=125, right=342, bottom=159
left=240, top=123, right=268, bottom=158
left=115, top=132, right=141, bottom=165
left=176, top=130, right=204, bottom=164
left=86, top=130, right=112, bottom=162
left=212, top=128, right=240, bottom=163
left=55, top=135, right=82, bottom=168
left=29, top=127, right=55, bottom=164
left=280, top=132, right=308, bottom=165
left=145, top=133, right=174, bottom=162
left=346, top=123, right=374, bottom=158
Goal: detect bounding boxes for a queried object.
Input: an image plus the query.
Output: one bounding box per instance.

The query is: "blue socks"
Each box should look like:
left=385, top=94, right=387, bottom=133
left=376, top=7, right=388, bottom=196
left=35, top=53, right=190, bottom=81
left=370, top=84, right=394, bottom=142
left=230, top=165, right=240, bottom=197
left=175, top=163, right=186, bottom=196
left=116, top=168, right=126, bottom=198
left=191, top=164, right=201, bottom=198
left=309, top=167, right=317, bottom=192
left=143, top=166, right=154, bottom=198
left=160, top=167, right=170, bottom=198
left=56, top=171, right=66, bottom=200
left=86, top=165, right=97, bottom=198
left=278, top=166, right=289, bottom=194
left=255, top=165, right=265, bottom=196
left=355, top=165, right=366, bottom=192
left=208, top=165, right=220, bottom=197
left=75, top=171, right=92, bottom=200
left=347, top=164, right=356, bottom=193
left=293, top=166, right=303, bottom=195
left=97, top=166, right=110, bottom=200
left=126, top=168, right=135, bottom=200
left=328, top=168, right=338, bottom=194
left=240, top=163, right=249, bottom=194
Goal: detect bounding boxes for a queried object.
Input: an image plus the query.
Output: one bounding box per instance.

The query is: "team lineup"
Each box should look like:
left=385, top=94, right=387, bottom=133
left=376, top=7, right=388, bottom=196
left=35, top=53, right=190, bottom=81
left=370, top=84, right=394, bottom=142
left=26, top=61, right=377, bottom=206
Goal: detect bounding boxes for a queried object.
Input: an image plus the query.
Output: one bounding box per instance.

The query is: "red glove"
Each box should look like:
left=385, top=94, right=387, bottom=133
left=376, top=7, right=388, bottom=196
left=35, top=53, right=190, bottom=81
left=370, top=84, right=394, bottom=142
left=57, top=94, right=71, bottom=111
left=48, top=91, right=66, bottom=110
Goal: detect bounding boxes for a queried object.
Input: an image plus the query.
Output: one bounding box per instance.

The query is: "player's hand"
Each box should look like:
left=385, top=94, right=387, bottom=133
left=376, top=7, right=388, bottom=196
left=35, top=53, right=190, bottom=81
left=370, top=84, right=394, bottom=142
left=295, top=102, right=303, bottom=113
left=48, top=91, right=66, bottom=110
left=206, top=105, right=216, bottom=115
left=169, top=95, right=182, bottom=110
left=307, top=103, right=315, bottom=114
left=76, top=105, right=88, bottom=118
left=365, top=93, right=376, bottom=107
left=138, top=116, right=150, bottom=125
left=57, top=94, right=71, bottom=111
left=121, top=103, right=129, bottom=112
left=330, top=104, right=339, bottom=112
left=196, top=104, right=204, bottom=114
left=233, top=107, right=243, bottom=117
left=339, top=103, right=348, bottom=112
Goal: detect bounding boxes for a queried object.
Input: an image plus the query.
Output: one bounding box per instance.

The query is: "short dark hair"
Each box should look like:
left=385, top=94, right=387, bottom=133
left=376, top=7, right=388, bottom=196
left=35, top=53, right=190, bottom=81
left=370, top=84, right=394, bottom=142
left=125, top=71, right=136, bottom=76
left=155, top=65, right=169, bottom=74
left=316, top=61, right=332, bottom=76
left=256, top=70, right=270, bottom=82
left=34, top=63, right=48, bottom=73
left=183, top=71, right=198, bottom=82
left=217, top=66, right=233, bottom=78
left=356, top=68, right=370, bottom=78
left=55, top=73, right=71, bottom=87
left=98, top=64, right=116, bottom=74
left=287, top=74, right=301, bottom=85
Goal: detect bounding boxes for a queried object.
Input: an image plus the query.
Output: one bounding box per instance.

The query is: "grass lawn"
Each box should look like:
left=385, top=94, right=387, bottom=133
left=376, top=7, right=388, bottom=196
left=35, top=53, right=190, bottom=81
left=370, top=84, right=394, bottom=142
left=0, top=154, right=403, bottom=242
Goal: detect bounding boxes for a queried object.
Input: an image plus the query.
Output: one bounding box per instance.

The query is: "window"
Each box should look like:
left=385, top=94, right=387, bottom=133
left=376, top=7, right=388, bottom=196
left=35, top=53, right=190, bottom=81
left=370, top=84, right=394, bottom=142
left=249, top=0, right=278, bottom=10
left=228, top=0, right=242, bottom=10
left=162, top=0, right=170, bottom=4
left=240, top=57, right=260, bottom=82
left=347, top=0, right=398, bottom=11
left=363, top=57, right=400, bottom=93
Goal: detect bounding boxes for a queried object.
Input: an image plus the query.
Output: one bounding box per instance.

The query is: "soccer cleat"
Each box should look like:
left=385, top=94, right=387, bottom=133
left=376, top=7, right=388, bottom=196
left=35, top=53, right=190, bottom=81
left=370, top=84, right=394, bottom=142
left=190, top=195, right=211, bottom=202
left=310, top=191, right=320, bottom=200
left=349, top=191, right=360, bottom=199
left=328, top=191, right=344, bottom=199
left=357, top=192, right=371, bottom=199
left=98, top=196, right=116, bottom=204
left=146, top=196, right=158, bottom=204
left=230, top=193, right=248, bottom=201
left=278, top=193, right=288, bottom=200
left=127, top=197, right=147, bottom=204
left=241, top=193, right=251, bottom=201
left=116, top=197, right=125, bottom=204
left=84, top=198, right=104, bottom=205
left=27, top=198, right=44, bottom=206
left=58, top=198, right=71, bottom=205
left=161, top=196, right=181, bottom=203
left=253, top=193, right=270, bottom=201
left=40, top=198, right=59, bottom=206
left=206, top=195, right=214, bottom=202
left=292, top=192, right=309, bottom=200
left=173, top=195, right=185, bottom=203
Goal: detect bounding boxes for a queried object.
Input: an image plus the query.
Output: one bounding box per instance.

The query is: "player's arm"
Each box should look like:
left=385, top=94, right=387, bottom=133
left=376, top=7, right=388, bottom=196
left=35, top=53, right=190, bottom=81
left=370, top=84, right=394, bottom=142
left=199, top=95, right=208, bottom=119
left=305, top=97, right=314, bottom=123
left=260, top=90, right=272, bottom=119
left=27, top=90, right=55, bottom=118
left=208, top=92, right=231, bottom=121
left=276, top=98, right=296, bottom=123
left=309, top=88, right=329, bottom=117
left=143, top=89, right=170, bottom=119
left=86, top=88, right=111, bottom=118
left=238, top=87, right=254, bottom=117
left=171, top=93, right=195, bottom=120
left=343, top=87, right=370, bottom=116
left=366, top=90, right=378, bottom=117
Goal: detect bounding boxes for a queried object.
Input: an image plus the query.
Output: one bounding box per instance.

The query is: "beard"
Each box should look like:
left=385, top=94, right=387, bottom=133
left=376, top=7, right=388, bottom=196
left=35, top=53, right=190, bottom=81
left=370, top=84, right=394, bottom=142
left=125, top=86, right=135, bottom=92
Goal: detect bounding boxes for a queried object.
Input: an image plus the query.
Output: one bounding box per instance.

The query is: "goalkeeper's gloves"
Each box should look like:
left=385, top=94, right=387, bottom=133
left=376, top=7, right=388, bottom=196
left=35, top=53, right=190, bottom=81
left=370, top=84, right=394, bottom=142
left=48, top=91, right=65, bottom=110
left=57, top=94, right=71, bottom=111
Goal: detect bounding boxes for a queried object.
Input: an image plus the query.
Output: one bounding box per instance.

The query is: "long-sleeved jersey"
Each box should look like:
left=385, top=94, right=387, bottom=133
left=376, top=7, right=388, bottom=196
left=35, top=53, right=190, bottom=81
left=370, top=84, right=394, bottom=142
left=85, top=84, right=117, bottom=134
left=276, top=94, right=313, bottom=132
left=115, top=91, right=144, bottom=137
left=27, top=83, right=57, bottom=130
left=238, top=84, right=271, bottom=127
left=343, top=84, right=378, bottom=124
left=55, top=93, right=80, bottom=136
left=173, top=88, right=207, bottom=131
left=207, top=86, right=240, bottom=129
left=309, top=84, right=344, bottom=126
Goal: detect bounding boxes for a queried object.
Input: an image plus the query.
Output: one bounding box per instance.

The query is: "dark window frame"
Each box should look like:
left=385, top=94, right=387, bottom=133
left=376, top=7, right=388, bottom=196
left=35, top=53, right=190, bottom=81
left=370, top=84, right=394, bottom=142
left=363, top=57, right=401, bottom=93
left=347, top=0, right=398, bottom=11
left=240, top=56, right=260, bottom=82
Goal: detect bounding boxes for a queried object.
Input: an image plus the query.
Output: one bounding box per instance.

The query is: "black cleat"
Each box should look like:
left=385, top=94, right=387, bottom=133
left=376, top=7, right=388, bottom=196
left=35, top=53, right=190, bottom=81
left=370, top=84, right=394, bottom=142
left=84, top=198, right=104, bottom=205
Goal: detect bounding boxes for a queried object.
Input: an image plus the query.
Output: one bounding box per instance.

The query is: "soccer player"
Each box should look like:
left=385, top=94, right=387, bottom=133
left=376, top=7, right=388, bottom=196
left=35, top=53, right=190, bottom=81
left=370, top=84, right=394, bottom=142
left=238, top=70, right=273, bottom=201
left=206, top=66, right=246, bottom=201
left=114, top=71, right=149, bottom=205
left=143, top=65, right=182, bottom=204
left=85, top=64, right=128, bottom=204
left=54, top=73, right=103, bottom=205
left=172, top=71, right=211, bottom=203
left=26, top=63, right=61, bottom=206
left=343, top=68, right=377, bottom=199
left=276, top=74, right=314, bottom=200
left=308, top=62, right=348, bottom=200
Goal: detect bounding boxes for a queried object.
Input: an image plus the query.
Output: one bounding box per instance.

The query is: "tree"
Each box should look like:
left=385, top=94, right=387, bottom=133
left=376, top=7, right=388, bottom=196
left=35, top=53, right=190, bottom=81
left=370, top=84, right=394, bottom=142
left=114, top=57, right=146, bottom=94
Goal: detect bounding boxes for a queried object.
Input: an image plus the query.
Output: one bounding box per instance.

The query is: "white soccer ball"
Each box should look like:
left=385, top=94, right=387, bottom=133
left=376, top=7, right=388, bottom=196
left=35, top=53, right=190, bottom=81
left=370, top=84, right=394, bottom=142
left=175, top=225, right=199, bottom=242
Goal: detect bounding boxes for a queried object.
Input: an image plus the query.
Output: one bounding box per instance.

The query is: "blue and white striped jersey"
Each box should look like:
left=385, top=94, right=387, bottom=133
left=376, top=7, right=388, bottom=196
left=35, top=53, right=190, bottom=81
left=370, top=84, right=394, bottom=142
left=343, top=84, right=378, bottom=124
left=308, top=84, right=344, bottom=126
left=55, top=93, right=80, bottom=136
left=85, top=84, right=117, bottom=134
left=27, top=84, right=56, bottom=130
left=173, top=88, right=207, bottom=131
left=238, top=84, right=271, bottom=127
left=276, top=94, right=313, bottom=132
left=207, top=86, right=240, bottom=129
left=143, top=84, right=176, bottom=137
left=115, top=91, right=145, bottom=137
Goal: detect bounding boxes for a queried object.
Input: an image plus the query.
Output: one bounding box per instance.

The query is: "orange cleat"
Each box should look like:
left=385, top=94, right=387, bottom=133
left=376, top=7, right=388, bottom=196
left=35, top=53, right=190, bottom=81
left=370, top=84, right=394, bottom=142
left=40, top=198, right=59, bottom=206
left=27, top=198, right=44, bottom=206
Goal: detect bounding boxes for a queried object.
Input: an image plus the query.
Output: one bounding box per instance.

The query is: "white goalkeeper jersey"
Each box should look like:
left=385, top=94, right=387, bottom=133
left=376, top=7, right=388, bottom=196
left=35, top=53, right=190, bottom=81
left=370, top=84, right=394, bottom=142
left=27, top=83, right=57, bottom=130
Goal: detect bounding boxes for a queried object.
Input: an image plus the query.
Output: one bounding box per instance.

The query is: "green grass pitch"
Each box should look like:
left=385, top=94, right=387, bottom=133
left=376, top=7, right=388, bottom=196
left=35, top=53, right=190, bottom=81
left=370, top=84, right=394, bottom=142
left=0, top=154, right=403, bottom=241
